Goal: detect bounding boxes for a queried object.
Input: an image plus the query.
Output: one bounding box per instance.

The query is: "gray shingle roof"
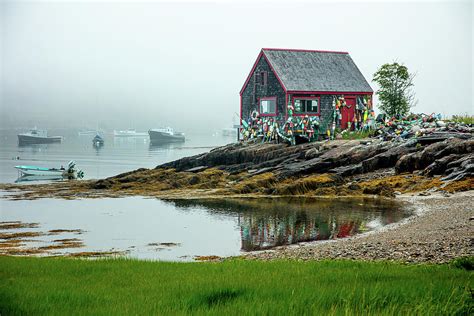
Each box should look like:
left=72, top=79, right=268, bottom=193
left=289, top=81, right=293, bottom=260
left=262, top=49, right=373, bottom=92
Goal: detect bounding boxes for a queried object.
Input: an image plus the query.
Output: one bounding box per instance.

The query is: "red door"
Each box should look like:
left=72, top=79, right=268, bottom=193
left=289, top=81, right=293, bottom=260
left=340, top=97, right=356, bottom=130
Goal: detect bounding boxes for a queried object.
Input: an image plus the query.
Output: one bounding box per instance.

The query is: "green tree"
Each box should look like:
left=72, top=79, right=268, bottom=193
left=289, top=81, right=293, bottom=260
left=373, top=62, right=417, bottom=117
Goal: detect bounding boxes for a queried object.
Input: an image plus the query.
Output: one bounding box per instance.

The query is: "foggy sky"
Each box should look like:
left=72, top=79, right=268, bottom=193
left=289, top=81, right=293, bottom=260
left=1, top=0, right=472, bottom=132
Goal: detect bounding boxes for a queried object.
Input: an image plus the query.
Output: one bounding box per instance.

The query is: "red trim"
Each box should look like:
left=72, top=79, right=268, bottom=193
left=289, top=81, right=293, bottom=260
left=240, top=94, right=243, bottom=125
left=285, top=93, right=288, bottom=121
left=240, top=49, right=288, bottom=95
left=292, top=96, right=321, bottom=116
left=239, top=51, right=264, bottom=96
left=258, top=96, right=278, bottom=117
left=262, top=48, right=348, bottom=55
left=287, top=90, right=373, bottom=95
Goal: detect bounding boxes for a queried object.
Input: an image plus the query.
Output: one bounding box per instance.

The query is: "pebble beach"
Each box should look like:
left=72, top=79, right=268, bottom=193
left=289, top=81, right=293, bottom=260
left=245, top=191, right=474, bottom=263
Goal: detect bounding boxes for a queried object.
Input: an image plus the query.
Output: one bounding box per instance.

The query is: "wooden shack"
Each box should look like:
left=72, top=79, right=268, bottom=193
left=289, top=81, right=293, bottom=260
left=240, top=48, right=373, bottom=132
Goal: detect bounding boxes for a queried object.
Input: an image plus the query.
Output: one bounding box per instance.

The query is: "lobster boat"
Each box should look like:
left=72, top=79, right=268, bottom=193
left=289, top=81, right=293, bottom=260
left=18, top=128, right=63, bottom=145
left=148, top=127, right=185, bottom=144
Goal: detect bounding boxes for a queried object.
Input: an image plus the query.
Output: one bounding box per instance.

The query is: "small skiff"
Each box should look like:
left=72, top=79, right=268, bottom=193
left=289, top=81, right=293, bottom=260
left=14, top=161, right=84, bottom=179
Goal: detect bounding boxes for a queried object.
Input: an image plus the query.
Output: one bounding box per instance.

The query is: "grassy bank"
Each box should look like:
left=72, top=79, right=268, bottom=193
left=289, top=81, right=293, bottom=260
left=0, top=257, right=472, bottom=315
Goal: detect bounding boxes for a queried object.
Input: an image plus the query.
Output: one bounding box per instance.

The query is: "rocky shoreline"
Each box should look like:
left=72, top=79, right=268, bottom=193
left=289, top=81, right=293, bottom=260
left=1, top=137, right=472, bottom=200
left=244, top=191, right=474, bottom=263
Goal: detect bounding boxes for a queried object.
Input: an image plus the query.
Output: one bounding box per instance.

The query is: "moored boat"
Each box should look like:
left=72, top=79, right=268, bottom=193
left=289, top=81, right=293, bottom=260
left=92, top=134, right=104, bottom=147
left=148, top=127, right=185, bottom=144
left=15, top=161, right=84, bottom=179
left=18, top=128, right=63, bottom=145
left=113, top=129, right=148, bottom=137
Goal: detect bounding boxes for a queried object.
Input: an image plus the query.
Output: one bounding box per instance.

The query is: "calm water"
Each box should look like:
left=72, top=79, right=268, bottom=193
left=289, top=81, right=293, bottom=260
left=0, top=128, right=411, bottom=261
left=0, top=196, right=411, bottom=261
left=0, top=128, right=234, bottom=183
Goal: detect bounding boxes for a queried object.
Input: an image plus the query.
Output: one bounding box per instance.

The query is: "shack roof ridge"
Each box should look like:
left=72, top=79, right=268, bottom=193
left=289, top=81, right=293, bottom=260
left=262, top=48, right=349, bottom=54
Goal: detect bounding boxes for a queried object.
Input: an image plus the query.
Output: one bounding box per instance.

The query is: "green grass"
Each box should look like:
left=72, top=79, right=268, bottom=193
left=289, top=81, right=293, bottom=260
left=450, top=114, right=474, bottom=125
left=340, top=130, right=373, bottom=140
left=0, top=257, right=472, bottom=315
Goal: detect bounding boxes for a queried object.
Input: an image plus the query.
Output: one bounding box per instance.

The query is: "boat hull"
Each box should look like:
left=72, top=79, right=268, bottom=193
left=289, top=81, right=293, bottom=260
left=15, top=166, right=65, bottom=176
left=92, top=135, right=104, bottom=146
left=18, top=134, right=62, bottom=145
left=149, top=130, right=185, bottom=144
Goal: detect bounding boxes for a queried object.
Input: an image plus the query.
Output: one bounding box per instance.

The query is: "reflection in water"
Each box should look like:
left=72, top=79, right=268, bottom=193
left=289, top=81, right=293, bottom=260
left=112, top=136, right=149, bottom=148
left=17, top=143, right=51, bottom=154
left=0, top=196, right=412, bottom=260
left=148, top=142, right=181, bottom=152
left=170, top=198, right=411, bottom=251
left=15, top=175, right=65, bottom=183
left=93, top=143, right=104, bottom=156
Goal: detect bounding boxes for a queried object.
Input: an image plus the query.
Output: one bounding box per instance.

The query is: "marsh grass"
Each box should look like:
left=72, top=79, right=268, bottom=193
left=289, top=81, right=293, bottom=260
left=0, top=257, right=472, bottom=315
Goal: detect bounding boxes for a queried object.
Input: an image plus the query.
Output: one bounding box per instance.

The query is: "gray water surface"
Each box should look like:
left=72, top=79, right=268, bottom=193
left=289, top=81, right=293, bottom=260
left=0, top=128, right=233, bottom=183
left=0, top=196, right=411, bottom=261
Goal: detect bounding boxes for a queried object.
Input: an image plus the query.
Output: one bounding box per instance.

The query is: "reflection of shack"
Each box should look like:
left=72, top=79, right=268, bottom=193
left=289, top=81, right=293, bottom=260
left=239, top=48, right=374, bottom=143
left=239, top=212, right=360, bottom=251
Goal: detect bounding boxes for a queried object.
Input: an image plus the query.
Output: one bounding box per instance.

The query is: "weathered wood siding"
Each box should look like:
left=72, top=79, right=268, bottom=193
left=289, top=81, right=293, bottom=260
left=320, top=95, right=333, bottom=123
left=241, top=56, right=286, bottom=122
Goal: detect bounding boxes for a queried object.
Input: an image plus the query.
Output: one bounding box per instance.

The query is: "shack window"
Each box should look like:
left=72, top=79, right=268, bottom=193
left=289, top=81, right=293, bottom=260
left=256, top=71, right=267, bottom=85
left=294, top=98, right=320, bottom=115
left=261, top=72, right=267, bottom=85
left=260, top=97, right=277, bottom=116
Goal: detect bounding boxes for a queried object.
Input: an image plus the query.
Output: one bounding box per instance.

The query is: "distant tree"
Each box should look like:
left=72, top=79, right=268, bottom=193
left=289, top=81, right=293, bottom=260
left=373, top=62, right=417, bottom=117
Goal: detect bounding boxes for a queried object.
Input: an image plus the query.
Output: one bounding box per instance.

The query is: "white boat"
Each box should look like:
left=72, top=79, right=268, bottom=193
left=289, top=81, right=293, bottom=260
left=113, top=129, right=148, bottom=137
left=78, top=129, right=96, bottom=136
left=18, top=128, right=63, bottom=145
left=15, top=161, right=84, bottom=179
left=148, top=127, right=185, bottom=144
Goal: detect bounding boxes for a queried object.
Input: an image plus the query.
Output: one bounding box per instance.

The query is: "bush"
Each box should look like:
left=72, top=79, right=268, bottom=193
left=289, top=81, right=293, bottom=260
left=451, top=257, right=474, bottom=271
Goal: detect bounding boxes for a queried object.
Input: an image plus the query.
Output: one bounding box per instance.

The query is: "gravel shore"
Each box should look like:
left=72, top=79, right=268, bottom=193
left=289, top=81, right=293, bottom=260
left=245, top=191, right=474, bottom=263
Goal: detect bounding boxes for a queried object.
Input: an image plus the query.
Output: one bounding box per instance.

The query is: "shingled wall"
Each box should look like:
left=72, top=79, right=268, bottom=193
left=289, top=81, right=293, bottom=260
left=241, top=56, right=286, bottom=122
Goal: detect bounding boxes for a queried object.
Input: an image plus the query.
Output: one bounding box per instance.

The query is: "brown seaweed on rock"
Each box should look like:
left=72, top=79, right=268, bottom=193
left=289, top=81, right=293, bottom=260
left=1, top=137, right=473, bottom=200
